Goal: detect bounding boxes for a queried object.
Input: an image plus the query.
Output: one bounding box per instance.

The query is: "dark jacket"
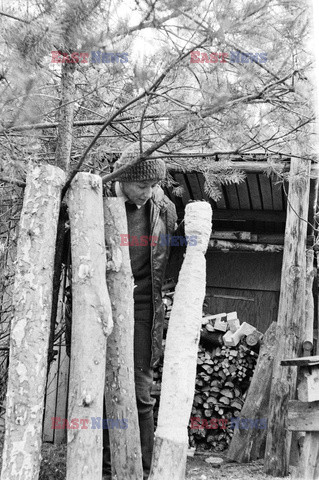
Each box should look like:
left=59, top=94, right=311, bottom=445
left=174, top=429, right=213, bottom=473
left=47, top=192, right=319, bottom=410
left=113, top=184, right=177, bottom=367
left=148, top=186, right=177, bottom=367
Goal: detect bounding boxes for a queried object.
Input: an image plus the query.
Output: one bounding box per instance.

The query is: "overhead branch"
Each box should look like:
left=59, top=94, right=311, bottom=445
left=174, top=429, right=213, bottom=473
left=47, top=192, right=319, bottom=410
left=2, top=115, right=164, bottom=133
left=0, top=176, right=26, bottom=188
left=0, top=10, right=30, bottom=23
left=61, top=36, right=209, bottom=197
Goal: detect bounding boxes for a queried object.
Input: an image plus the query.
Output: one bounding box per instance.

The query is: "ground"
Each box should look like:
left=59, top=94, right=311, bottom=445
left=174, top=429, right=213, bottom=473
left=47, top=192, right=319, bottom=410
left=37, top=443, right=294, bottom=480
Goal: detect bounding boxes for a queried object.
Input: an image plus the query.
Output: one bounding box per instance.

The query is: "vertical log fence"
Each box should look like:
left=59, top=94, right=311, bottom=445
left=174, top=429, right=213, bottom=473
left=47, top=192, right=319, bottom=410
left=66, top=173, right=113, bottom=480
left=0, top=165, right=65, bottom=480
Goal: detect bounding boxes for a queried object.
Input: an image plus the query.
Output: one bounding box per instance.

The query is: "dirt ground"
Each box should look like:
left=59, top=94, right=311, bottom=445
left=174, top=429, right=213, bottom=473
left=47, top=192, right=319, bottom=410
left=37, top=443, right=294, bottom=480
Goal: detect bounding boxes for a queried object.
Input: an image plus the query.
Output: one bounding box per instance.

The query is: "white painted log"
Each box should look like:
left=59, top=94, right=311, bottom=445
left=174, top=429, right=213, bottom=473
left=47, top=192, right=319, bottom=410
left=149, top=201, right=212, bottom=480
left=103, top=197, right=143, bottom=479
left=66, top=173, right=113, bottom=480
left=0, top=164, right=65, bottom=480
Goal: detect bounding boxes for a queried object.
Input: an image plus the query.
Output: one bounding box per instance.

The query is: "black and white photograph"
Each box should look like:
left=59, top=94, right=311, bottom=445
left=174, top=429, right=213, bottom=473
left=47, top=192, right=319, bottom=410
left=0, top=1, right=318, bottom=479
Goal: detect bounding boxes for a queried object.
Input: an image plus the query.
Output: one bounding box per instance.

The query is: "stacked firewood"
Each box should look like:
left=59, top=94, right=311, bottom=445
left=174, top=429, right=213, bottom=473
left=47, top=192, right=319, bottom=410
left=152, top=284, right=260, bottom=451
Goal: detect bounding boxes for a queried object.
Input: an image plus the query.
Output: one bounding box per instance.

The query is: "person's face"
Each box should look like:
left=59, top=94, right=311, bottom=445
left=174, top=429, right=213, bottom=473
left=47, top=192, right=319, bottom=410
left=121, top=180, right=158, bottom=206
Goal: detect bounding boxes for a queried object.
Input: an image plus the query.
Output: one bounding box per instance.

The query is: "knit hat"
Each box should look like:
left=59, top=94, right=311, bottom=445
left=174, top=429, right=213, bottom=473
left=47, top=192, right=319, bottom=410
left=114, top=142, right=166, bottom=182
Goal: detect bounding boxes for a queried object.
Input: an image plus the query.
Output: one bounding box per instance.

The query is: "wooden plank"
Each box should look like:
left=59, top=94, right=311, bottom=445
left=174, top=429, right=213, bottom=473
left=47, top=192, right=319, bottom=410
left=206, top=251, right=283, bottom=292
left=43, top=360, right=59, bottom=443
left=247, top=174, right=262, bottom=210
left=287, top=401, right=319, bottom=431
left=209, top=239, right=283, bottom=253
left=212, top=209, right=286, bottom=223
left=215, top=186, right=227, bottom=209
left=205, top=287, right=279, bottom=333
left=224, top=183, right=240, bottom=209
left=196, top=173, right=210, bottom=202
left=186, top=173, right=203, bottom=200
left=308, top=178, right=318, bottom=231
left=281, top=356, right=319, bottom=367
left=292, top=432, right=319, bottom=480
left=297, top=368, right=319, bottom=402
left=227, top=323, right=277, bottom=462
left=211, top=231, right=252, bottom=241
left=271, top=181, right=283, bottom=211
left=237, top=180, right=251, bottom=209
left=258, top=174, right=273, bottom=210
left=54, top=342, right=70, bottom=445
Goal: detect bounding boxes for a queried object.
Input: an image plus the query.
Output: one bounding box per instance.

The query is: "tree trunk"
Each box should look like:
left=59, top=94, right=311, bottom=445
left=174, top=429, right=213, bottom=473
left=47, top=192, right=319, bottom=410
left=66, top=173, right=113, bottom=480
left=103, top=197, right=143, bottom=479
left=0, top=164, right=65, bottom=480
left=54, top=62, right=75, bottom=172
left=264, top=157, right=311, bottom=476
left=227, top=322, right=277, bottom=462
left=149, top=202, right=212, bottom=480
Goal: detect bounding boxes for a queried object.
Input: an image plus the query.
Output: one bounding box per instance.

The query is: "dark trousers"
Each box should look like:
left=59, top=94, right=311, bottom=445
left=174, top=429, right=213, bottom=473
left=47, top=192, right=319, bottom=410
left=103, top=312, right=155, bottom=479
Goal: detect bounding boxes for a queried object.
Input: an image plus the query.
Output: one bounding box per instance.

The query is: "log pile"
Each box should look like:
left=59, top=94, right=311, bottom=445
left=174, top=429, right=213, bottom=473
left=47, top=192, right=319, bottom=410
left=153, top=285, right=259, bottom=452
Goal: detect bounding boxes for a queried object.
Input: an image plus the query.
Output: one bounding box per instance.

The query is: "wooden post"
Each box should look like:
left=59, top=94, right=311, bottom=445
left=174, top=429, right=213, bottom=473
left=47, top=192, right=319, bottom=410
left=103, top=197, right=143, bottom=479
left=66, top=173, right=113, bottom=480
left=303, top=250, right=315, bottom=357
left=264, top=157, right=311, bottom=476
left=227, top=322, right=277, bottom=463
left=149, top=202, right=212, bottom=480
left=281, top=356, right=319, bottom=480
left=0, top=164, right=65, bottom=480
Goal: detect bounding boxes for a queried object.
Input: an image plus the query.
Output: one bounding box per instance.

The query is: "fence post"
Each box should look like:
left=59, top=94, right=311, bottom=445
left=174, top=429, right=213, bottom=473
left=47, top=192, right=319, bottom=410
left=0, top=164, right=65, bottom=480
left=66, top=172, right=113, bottom=480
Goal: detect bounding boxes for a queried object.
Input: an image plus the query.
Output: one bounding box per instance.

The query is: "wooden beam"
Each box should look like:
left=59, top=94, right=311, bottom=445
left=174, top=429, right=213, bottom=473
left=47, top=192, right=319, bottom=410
left=209, top=239, right=284, bottom=253
left=287, top=401, right=319, bottom=431
left=210, top=231, right=314, bottom=245
left=293, top=432, right=319, bottom=480
left=264, top=157, right=311, bottom=476
left=281, top=356, right=319, bottom=367
left=212, top=209, right=286, bottom=223
left=169, top=161, right=319, bottom=175
left=227, top=323, right=277, bottom=463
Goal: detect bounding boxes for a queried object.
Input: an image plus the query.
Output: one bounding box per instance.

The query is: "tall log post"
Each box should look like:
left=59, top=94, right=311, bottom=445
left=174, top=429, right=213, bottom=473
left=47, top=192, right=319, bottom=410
left=149, top=202, right=212, bottom=480
left=227, top=322, right=277, bottom=463
left=103, top=197, right=143, bottom=479
left=66, top=173, right=113, bottom=480
left=0, top=164, right=65, bottom=480
left=303, top=249, right=315, bottom=357
left=264, top=157, right=311, bottom=476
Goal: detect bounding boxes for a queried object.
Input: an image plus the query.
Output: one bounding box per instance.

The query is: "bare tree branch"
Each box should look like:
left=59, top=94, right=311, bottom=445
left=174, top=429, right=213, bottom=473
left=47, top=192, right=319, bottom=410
left=0, top=10, right=30, bottom=23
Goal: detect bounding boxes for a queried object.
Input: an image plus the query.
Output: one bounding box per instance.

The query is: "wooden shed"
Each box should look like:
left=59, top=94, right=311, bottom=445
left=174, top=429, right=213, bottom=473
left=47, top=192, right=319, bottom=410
left=165, top=154, right=318, bottom=336
left=42, top=153, right=319, bottom=443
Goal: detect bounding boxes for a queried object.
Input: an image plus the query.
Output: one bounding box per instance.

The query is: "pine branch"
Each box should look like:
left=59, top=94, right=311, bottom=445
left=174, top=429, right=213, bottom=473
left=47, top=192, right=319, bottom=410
left=62, top=36, right=209, bottom=196
left=2, top=116, right=164, bottom=133
left=0, top=176, right=26, bottom=188
left=0, top=10, right=30, bottom=24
